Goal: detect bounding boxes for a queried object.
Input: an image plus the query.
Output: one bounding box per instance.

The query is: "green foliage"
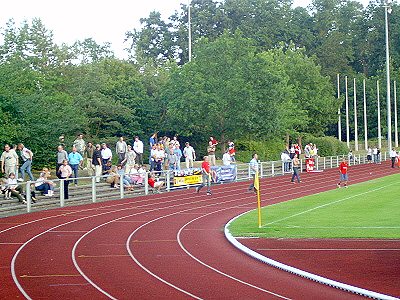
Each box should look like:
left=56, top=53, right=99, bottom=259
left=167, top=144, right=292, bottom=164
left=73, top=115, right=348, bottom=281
left=235, top=139, right=285, bottom=162
left=303, top=135, right=348, bottom=156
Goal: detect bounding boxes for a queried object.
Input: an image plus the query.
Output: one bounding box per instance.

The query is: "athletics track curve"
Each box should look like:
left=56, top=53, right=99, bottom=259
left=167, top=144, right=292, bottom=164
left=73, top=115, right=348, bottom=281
left=0, top=162, right=398, bottom=299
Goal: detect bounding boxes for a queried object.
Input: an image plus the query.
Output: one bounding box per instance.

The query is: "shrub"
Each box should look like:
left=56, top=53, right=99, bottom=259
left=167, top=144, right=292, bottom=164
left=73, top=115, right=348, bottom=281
left=303, top=135, right=348, bottom=156
left=235, top=139, right=285, bottom=162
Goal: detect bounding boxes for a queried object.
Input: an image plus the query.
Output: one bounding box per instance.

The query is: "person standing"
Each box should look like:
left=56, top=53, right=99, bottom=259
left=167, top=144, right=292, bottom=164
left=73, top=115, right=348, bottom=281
left=222, top=150, right=232, bottom=166
left=337, top=158, right=349, bottom=188
left=123, top=145, right=137, bottom=174
left=390, top=148, right=397, bottom=168
left=207, top=141, right=216, bottom=166
left=290, top=154, right=301, bottom=184
left=174, top=145, right=182, bottom=171
left=133, top=136, right=144, bottom=165
left=367, top=147, right=372, bottom=163
left=68, top=147, right=83, bottom=185
left=56, top=145, right=68, bottom=178
left=73, top=134, right=86, bottom=157
left=1, top=144, right=19, bottom=179
left=248, top=153, right=259, bottom=193
left=116, top=136, right=128, bottom=164
left=101, top=143, right=113, bottom=171
left=196, top=156, right=212, bottom=195
left=183, top=142, right=196, bottom=169
left=167, top=143, right=178, bottom=172
left=17, top=143, right=34, bottom=182
left=92, top=144, right=102, bottom=183
left=84, top=142, right=95, bottom=176
left=59, top=160, right=72, bottom=199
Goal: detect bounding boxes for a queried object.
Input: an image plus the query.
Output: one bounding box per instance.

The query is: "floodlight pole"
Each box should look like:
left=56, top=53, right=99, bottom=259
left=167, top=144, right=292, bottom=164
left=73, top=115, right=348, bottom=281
left=188, top=0, right=192, bottom=62
left=384, top=2, right=392, bottom=150
left=363, top=79, right=368, bottom=150
left=394, top=80, right=398, bottom=147
left=345, top=76, right=350, bottom=148
left=377, top=80, right=382, bottom=149
left=337, top=74, right=342, bottom=141
left=353, top=78, right=359, bottom=151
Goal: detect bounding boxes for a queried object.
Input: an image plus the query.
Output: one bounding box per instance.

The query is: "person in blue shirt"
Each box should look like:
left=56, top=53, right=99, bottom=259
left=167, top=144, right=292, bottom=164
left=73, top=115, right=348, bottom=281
left=68, top=147, right=83, bottom=185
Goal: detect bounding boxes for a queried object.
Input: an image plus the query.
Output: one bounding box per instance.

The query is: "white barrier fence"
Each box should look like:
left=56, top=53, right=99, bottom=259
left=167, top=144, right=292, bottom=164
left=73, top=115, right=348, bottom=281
left=19, top=152, right=387, bottom=213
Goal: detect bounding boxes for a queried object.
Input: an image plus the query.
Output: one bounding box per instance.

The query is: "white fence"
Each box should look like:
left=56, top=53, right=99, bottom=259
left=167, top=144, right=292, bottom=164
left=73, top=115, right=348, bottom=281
left=18, top=152, right=387, bottom=213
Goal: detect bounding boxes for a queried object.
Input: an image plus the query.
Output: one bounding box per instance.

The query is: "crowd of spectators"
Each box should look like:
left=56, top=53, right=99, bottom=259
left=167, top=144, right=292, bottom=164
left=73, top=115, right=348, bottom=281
left=1, top=133, right=238, bottom=201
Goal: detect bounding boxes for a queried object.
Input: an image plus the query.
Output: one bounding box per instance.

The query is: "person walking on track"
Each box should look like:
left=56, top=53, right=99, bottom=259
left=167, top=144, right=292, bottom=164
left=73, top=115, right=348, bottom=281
left=337, top=158, right=349, bottom=188
left=196, top=156, right=212, bottom=195
left=290, top=154, right=301, bottom=184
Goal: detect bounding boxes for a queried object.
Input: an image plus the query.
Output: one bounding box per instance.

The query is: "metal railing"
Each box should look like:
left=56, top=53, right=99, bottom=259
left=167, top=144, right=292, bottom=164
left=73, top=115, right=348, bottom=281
left=6, top=152, right=388, bottom=214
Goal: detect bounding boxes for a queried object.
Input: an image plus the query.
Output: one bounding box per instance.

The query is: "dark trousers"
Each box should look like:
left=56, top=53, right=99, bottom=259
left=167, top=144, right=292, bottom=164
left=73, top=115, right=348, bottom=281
left=11, top=186, right=25, bottom=202
left=56, top=163, right=63, bottom=178
left=102, top=159, right=110, bottom=171
left=36, top=183, right=51, bottom=195
left=135, top=153, right=143, bottom=165
left=391, top=157, right=396, bottom=168
left=61, top=177, right=70, bottom=199
left=248, top=174, right=256, bottom=191
left=291, top=167, right=301, bottom=183
left=70, top=164, right=79, bottom=184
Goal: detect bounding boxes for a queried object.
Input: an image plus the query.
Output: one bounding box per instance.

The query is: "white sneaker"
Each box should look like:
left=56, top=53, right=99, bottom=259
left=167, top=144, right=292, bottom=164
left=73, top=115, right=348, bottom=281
left=17, top=178, right=24, bottom=182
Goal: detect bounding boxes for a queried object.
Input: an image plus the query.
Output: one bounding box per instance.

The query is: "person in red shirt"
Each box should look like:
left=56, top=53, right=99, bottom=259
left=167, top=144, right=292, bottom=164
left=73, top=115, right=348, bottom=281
left=337, top=158, right=349, bottom=188
left=196, top=156, right=212, bottom=195
left=148, top=172, right=164, bottom=193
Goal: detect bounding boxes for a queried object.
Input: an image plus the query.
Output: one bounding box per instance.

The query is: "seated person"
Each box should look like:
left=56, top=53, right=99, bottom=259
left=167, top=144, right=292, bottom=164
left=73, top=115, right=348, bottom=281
left=116, top=164, right=133, bottom=190
left=1, top=178, right=11, bottom=199
left=6, top=173, right=26, bottom=204
left=127, top=164, right=143, bottom=185
left=148, top=172, right=164, bottom=193
left=103, top=164, right=120, bottom=188
left=35, top=172, right=55, bottom=196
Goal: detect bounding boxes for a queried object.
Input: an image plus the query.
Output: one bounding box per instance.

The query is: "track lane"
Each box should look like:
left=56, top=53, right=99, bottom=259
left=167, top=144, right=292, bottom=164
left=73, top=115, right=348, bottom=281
left=0, top=162, right=397, bottom=299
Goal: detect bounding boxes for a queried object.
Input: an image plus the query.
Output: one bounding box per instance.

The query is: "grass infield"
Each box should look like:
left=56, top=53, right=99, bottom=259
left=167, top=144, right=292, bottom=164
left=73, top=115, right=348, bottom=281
left=229, top=173, right=400, bottom=239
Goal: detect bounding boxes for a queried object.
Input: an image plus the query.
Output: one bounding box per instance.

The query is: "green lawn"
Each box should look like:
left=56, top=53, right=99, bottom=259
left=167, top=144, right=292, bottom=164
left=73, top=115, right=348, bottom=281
left=229, top=173, right=400, bottom=239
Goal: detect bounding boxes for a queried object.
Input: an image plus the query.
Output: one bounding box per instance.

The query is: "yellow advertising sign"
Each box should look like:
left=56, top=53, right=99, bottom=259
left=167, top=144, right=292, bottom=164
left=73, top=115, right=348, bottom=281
left=173, top=175, right=203, bottom=186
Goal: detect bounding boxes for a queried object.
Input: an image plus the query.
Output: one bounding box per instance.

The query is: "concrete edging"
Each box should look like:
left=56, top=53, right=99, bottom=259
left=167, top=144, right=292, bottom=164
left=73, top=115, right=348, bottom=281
left=224, top=211, right=398, bottom=300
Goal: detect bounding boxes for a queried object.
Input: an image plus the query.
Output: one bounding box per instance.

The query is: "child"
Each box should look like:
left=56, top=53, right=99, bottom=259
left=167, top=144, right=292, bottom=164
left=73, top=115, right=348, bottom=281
left=6, top=173, right=26, bottom=204
left=148, top=172, right=164, bottom=193
left=1, top=178, right=11, bottom=199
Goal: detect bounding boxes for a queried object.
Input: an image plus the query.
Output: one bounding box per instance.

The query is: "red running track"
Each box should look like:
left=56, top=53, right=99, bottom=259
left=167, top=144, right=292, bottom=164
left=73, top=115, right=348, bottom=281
left=0, top=162, right=398, bottom=299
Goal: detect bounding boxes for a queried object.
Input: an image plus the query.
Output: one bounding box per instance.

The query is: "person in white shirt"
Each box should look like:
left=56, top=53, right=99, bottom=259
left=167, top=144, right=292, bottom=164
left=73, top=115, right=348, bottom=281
left=115, top=137, right=128, bottom=164
left=281, top=151, right=291, bottom=172
left=183, top=142, right=196, bottom=169
left=1, top=144, right=19, bottom=179
left=390, top=148, right=397, bottom=168
left=133, top=136, right=144, bottom=165
left=153, top=144, right=165, bottom=173
left=222, top=150, right=231, bottom=166
left=17, top=143, right=34, bottom=181
left=101, top=143, right=113, bottom=171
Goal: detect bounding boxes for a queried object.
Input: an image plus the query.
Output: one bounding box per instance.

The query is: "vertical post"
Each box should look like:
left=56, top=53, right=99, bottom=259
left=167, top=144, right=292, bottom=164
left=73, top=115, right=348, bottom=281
left=330, top=157, right=333, bottom=169
left=385, top=3, right=392, bottom=150
left=394, top=80, right=398, bottom=147
left=271, top=162, right=275, bottom=176
left=345, top=76, right=350, bottom=148
left=188, top=0, right=192, bottom=62
left=260, top=162, right=264, bottom=178
left=354, top=78, right=359, bottom=151
left=363, top=78, right=368, bottom=150
left=144, top=172, right=149, bottom=195
left=323, top=157, right=326, bottom=170
left=120, top=174, right=124, bottom=199
left=337, top=74, right=342, bottom=141
left=60, top=179, right=65, bottom=207
left=26, top=181, right=31, bottom=213
left=166, top=171, right=171, bottom=192
left=377, top=80, right=382, bottom=149
left=91, top=176, right=96, bottom=203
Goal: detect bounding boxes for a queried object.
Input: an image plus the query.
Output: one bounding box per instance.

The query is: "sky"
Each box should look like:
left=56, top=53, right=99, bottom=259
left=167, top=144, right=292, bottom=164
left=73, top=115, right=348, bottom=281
left=0, top=0, right=370, bottom=59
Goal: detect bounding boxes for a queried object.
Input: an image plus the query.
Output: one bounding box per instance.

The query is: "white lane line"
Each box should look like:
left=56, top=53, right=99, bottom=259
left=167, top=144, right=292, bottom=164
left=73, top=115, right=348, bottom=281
left=262, top=182, right=398, bottom=227
left=7, top=166, right=394, bottom=299
left=256, top=248, right=400, bottom=251
left=176, top=207, right=292, bottom=300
